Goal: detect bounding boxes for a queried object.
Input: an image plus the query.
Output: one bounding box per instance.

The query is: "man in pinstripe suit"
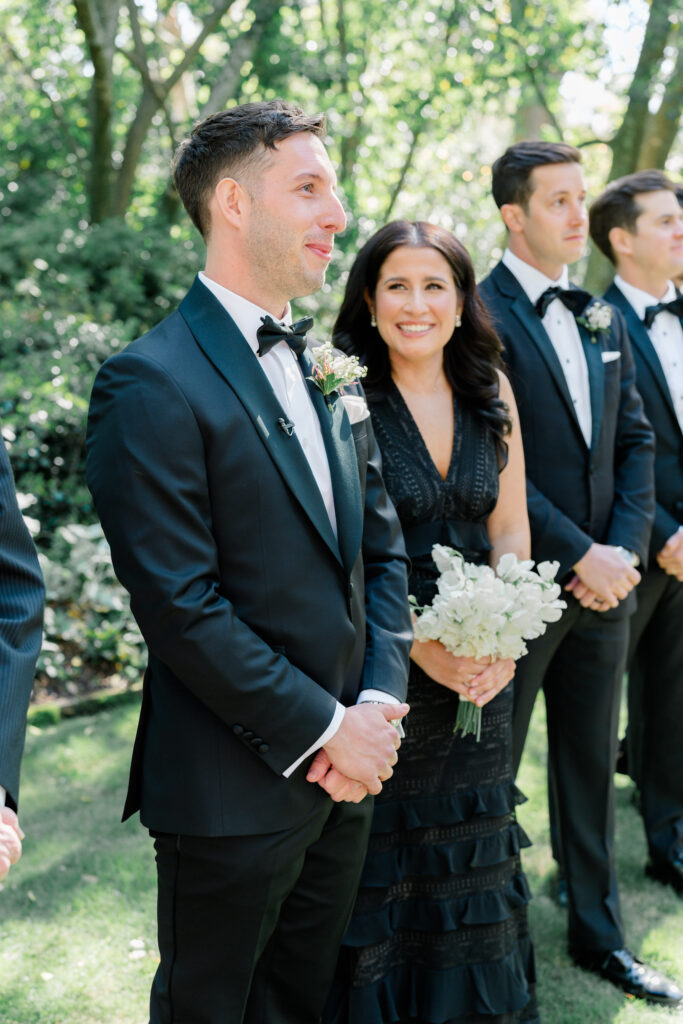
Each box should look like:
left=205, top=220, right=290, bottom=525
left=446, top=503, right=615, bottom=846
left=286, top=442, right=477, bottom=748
left=0, top=422, right=44, bottom=878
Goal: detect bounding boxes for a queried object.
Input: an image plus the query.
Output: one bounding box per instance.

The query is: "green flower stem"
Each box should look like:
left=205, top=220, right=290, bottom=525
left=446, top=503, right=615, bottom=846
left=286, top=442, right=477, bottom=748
left=454, top=698, right=482, bottom=741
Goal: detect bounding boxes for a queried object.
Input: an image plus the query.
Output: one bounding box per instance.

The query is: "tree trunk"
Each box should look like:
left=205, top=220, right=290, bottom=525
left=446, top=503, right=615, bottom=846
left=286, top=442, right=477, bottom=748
left=637, top=32, right=683, bottom=169
left=607, top=0, right=672, bottom=181
left=73, top=0, right=119, bottom=223
left=199, top=0, right=283, bottom=116
left=583, top=0, right=674, bottom=291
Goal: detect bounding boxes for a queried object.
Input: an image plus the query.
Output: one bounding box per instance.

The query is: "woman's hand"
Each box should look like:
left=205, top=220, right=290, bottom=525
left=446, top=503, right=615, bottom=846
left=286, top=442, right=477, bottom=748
left=466, top=657, right=516, bottom=707
left=411, top=639, right=515, bottom=707
left=410, top=639, right=490, bottom=699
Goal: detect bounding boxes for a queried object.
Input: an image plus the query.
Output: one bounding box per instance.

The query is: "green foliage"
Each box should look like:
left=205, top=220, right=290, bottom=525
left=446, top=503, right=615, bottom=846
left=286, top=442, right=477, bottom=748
left=37, top=523, right=145, bottom=693
left=0, top=0, right=680, bottom=696
left=1, top=215, right=201, bottom=537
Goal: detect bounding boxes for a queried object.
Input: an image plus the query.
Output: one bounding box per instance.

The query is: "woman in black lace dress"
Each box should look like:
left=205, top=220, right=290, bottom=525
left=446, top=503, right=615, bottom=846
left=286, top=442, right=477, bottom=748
left=323, top=221, right=539, bottom=1024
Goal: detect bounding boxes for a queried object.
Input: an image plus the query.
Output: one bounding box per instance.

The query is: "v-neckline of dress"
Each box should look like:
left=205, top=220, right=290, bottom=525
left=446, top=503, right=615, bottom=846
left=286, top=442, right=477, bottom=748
left=389, top=378, right=458, bottom=485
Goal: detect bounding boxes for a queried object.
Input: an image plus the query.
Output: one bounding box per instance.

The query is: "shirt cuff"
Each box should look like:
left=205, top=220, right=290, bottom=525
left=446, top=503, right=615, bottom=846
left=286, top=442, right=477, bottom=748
left=357, top=690, right=405, bottom=737
left=357, top=689, right=400, bottom=705
left=281, top=702, right=345, bottom=778
left=0, top=785, right=5, bottom=807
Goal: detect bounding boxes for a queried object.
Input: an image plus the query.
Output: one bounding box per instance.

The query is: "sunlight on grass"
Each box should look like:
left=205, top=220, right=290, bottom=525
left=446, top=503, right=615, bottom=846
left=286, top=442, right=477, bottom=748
left=1, top=697, right=682, bottom=1022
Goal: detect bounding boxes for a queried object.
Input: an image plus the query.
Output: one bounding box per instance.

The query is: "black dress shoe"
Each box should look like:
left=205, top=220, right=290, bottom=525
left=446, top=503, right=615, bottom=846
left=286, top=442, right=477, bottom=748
left=646, top=856, right=683, bottom=896
left=574, top=947, right=683, bottom=1006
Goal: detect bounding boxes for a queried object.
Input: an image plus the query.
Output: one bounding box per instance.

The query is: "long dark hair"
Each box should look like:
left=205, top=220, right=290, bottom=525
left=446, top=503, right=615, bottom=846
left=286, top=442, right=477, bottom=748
left=333, top=220, right=511, bottom=458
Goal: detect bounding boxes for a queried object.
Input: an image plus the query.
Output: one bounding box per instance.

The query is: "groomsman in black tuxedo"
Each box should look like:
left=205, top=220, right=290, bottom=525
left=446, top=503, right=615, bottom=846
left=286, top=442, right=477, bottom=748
left=480, top=142, right=681, bottom=1005
left=86, top=101, right=412, bottom=1024
left=0, top=426, right=44, bottom=878
left=590, top=169, right=683, bottom=896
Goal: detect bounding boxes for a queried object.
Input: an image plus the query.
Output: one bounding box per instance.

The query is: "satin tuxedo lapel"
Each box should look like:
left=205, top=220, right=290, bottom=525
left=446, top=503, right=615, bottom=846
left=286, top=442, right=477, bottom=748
left=179, top=278, right=342, bottom=567
left=605, top=283, right=680, bottom=431
left=494, top=264, right=586, bottom=444
left=577, top=322, right=604, bottom=451
left=300, top=348, right=363, bottom=574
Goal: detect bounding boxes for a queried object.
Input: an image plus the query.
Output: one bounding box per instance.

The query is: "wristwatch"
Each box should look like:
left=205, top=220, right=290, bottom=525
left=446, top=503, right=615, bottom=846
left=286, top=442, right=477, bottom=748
left=614, top=546, right=640, bottom=567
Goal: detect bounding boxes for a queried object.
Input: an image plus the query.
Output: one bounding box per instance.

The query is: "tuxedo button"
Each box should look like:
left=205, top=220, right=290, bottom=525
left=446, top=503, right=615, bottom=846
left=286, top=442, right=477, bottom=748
left=243, top=730, right=254, bottom=740
left=258, top=743, right=269, bottom=754
left=233, top=724, right=245, bottom=736
left=250, top=736, right=263, bottom=747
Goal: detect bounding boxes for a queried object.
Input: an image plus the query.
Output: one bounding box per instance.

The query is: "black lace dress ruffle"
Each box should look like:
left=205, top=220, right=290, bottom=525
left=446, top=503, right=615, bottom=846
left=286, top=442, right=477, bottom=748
left=324, top=382, right=539, bottom=1024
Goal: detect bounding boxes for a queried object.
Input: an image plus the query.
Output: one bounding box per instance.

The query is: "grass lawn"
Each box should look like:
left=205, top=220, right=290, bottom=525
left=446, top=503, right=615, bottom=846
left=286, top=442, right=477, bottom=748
left=1, top=697, right=682, bottom=1023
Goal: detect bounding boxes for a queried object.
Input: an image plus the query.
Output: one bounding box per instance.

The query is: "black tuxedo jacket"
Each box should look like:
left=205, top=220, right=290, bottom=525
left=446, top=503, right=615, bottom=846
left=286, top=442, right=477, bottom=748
left=86, top=277, right=411, bottom=837
left=604, top=282, right=683, bottom=558
left=0, top=428, right=44, bottom=810
left=479, top=262, right=654, bottom=582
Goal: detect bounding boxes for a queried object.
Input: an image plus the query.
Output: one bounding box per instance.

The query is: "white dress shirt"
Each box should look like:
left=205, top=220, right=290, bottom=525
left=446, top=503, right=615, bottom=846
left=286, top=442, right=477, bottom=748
left=198, top=274, right=396, bottom=777
left=503, top=249, right=592, bottom=445
left=614, top=276, right=683, bottom=434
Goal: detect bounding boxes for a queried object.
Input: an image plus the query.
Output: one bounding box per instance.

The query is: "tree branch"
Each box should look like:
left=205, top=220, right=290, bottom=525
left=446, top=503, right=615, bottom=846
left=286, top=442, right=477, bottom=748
left=636, top=26, right=683, bottom=169
left=608, top=0, right=672, bottom=179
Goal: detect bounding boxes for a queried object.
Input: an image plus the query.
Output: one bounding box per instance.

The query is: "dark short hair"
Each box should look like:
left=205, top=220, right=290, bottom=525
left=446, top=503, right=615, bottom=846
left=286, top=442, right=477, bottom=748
left=491, top=140, right=582, bottom=210
left=333, top=221, right=511, bottom=457
left=173, top=100, right=326, bottom=237
left=589, top=169, right=676, bottom=263
left=675, top=183, right=683, bottom=208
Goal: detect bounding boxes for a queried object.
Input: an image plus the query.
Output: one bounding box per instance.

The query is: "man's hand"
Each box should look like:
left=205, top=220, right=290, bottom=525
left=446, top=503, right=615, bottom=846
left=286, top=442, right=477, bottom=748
left=315, top=703, right=409, bottom=796
left=410, top=640, right=490, bottom=698
left=568, top=543, right=640, bottom=609
left=0, top=807, right=24, bottom=881
left=657, top=530, right=683, bottom=581
left=306, top=749, right=368, bottom=803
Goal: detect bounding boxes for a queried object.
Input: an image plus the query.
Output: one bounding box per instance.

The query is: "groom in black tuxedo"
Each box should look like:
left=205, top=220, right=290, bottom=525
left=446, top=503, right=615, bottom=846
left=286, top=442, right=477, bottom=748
left=480, top=142, right=681, bottom=1005
left=86, top=101, right=411, bottom=1024
left=590, top=170, right=683, bottom=896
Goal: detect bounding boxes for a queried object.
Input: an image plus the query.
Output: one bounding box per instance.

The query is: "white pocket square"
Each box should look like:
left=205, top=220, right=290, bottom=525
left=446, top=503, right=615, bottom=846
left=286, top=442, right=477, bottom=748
left=340, top=393, right=370, bottom=424
left=601, top=351, right=621, bottom=363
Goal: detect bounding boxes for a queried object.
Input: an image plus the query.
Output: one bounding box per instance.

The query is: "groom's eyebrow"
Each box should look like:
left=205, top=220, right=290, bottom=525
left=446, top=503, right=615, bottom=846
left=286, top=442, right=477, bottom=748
left=292, top=170, right=339, bottom=190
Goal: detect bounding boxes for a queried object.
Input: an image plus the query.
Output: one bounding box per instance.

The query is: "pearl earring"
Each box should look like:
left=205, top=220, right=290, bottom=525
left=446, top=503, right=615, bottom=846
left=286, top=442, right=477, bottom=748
left=454, top=313, right=462, bottom=328
left=370, top=313, right=377, bottom=327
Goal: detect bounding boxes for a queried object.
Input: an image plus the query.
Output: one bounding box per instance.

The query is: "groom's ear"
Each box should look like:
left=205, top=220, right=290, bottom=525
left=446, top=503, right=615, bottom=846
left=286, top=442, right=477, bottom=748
left=500, top=203, right=524, bottom=235
left=212, top=177, right=249, bottom=230
left=607, top=225, right=633, bottom=260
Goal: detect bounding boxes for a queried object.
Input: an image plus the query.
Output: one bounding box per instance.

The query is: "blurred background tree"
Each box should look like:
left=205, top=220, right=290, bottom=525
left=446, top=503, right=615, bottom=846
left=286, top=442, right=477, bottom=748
left=0, top=0, right=680, bottom=694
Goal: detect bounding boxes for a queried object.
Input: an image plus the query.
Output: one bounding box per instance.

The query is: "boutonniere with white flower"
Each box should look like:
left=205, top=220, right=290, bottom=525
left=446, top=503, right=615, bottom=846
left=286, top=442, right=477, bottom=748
left=410, top=547, right=566, bottom=740
left=576, top=300, right=613, bottom=342
left=308, top=342, right=367, bottom=405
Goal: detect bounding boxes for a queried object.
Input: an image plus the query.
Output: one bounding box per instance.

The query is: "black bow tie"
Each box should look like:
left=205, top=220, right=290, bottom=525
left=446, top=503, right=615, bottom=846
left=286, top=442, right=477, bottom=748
left=534, top=286, right=592, bottom=320
left=256, top=314, right=313, bottom=358
left=643, top=296, right=683, bottom=329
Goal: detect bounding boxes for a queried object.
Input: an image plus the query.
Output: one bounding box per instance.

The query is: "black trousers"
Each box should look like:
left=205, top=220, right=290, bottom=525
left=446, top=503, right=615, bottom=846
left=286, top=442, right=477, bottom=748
left=626, top=564, right=683, bottom=867
left=149, top=796, right=373, bottom=1024
left=512, top=597, right=627, bottom=956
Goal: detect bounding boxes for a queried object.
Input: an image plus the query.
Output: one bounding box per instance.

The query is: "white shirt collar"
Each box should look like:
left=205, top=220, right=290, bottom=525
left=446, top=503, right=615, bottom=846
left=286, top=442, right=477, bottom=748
left=502, top=248, right=569, bottom=306
left=613, top=274, right=677, bottom=322
left=198, top=272, right=292, bottom=355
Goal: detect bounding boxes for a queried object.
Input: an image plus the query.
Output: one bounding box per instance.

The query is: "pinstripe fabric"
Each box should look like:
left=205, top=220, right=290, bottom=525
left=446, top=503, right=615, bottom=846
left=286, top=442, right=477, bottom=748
left=0, top=424, right=44, bottom=810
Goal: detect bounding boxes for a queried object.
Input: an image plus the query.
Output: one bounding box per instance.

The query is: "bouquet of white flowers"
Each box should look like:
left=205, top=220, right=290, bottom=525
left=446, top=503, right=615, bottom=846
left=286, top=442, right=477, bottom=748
left=410, top=545, right=566, bottom=740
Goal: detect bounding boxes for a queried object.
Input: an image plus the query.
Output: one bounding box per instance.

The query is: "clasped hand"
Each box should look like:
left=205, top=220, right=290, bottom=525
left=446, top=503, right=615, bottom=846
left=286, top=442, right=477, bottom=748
left=410, top=639, right=515, bottom=706
left=567, top=542, right=640, bottom=611
left=656, top=530, right=683, bottom=581
left=0, top=807, right=24, bottom=881
left=306, top=701, right=409, bottom=804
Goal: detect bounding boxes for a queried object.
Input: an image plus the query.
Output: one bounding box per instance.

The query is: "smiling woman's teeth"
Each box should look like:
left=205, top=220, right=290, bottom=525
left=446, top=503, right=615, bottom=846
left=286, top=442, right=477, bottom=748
left=398, top=324, right=431, bottom=333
